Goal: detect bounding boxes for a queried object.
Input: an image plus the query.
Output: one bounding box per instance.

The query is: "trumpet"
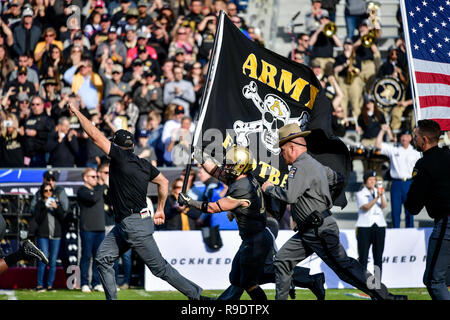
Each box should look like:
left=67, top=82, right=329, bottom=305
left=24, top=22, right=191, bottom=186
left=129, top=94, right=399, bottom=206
left=346, top=49, right=360, bottom=84
left=323, top=22, right=337, bottom=37
left=361, top=29, right=377, bottom=47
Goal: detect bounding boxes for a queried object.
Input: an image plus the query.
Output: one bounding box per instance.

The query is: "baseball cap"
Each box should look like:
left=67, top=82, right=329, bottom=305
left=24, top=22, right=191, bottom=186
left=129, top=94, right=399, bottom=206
left=43, top=78, right=57, bottom=86
left=175, top=48, right=185, bottom=55
left=127, top=8, right=139, bottom=17
left=73, top=32, right=83, bottom=40
left=364, top=94, right=376, bottom=104
left=22, top=7, right=34, bottom=18
left=101, top=14, right=110, bottom=22
left=137, top=31, right=147, bottom=39
left=18, top=92, right=29, bottom=102
left=112, top=64, right=123, bottom=73
left=109, top=26, right=118, bottom=33
left=10, top=0, right=20, bottom=6
left=110, top=129, right=135, bottom=148
left=137, top=0, right=148, bottom=7
left=144, top=70, right=154, bottom=77
left=174, top=105, right=185, bottom=115
left=344, top=37, right=353, bottom=45
left=125, top=24, right=137, bottom=32
left=363, top=170, right=377, bottom=183
left=138, top=45, right=147, bottom=53
left=319, top=11, right=329, bottom=19
left=94, top=0, right=105, bottom=8
left=18, top=66, right=27, bottom=75
left=44, top=170, right=57, bottom=181
left=133, top=58, right=143, bottom=66
left=310, top=60, right=321, bottom=68
left=138, top=129, right=149, bottom=138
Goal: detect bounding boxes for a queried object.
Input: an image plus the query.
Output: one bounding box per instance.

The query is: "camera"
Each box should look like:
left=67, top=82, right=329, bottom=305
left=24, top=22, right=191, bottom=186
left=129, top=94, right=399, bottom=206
left=3, top=120, right=13, bottom=128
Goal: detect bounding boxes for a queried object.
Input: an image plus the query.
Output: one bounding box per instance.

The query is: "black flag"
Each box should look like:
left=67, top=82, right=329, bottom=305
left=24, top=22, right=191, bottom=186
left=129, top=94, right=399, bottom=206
left=193, top=12, right=350, bottom=208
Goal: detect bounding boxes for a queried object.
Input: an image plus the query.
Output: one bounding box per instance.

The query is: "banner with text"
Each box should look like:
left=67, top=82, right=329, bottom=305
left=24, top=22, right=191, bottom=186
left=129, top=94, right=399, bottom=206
left=145, top=228, right=432, bottom=291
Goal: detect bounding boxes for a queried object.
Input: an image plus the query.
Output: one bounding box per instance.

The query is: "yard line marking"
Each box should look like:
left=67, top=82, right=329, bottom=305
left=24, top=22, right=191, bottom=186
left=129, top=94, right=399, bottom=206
left=0, top=290, right=18, bottom=300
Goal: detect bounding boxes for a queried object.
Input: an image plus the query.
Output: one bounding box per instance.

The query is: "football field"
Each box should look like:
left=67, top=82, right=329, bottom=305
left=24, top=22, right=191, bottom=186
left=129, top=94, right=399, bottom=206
left=0, top=287, right=431, bottom=300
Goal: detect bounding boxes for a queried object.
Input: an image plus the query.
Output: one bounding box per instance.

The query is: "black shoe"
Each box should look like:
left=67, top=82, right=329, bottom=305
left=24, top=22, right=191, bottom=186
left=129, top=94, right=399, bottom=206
left=310, top=273, right=326, bottom=300
left=21, top=240, right=49, bottom=265
left=289, top=287, right=296, bottom=300
left=386, top=293, right=408, bottom=300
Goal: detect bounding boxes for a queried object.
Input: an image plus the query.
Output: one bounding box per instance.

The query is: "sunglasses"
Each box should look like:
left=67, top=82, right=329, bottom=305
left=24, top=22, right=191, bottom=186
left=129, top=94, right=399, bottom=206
left=87, top=175, right=97, bottom=179
left=100, top=171, right=109, bottom=175
left=44, top=189, right=52, bottom=192
left=45, top=34, right=55, bottom=38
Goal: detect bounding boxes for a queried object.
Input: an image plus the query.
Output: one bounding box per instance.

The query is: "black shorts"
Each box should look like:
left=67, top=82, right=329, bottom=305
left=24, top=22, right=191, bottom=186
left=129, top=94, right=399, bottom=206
left=229, top=228, right=273, bottom=289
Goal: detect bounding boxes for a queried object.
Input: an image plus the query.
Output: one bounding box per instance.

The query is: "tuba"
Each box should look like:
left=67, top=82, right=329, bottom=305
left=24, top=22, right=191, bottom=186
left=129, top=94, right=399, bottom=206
left=323, top=22, right=337, bottom=37
left=361, top=29, right=377, bottom=47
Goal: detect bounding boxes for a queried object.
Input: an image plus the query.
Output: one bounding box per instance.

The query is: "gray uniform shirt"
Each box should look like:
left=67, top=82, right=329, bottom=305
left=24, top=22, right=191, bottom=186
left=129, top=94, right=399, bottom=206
left=265, top=152, right=333, bottom=225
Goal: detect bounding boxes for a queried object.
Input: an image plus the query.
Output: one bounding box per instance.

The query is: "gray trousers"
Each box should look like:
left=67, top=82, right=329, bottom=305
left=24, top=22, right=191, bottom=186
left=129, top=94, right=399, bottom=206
left=423, top=217, right=450, bottom=300
left=95, top=213, right=203, bottom=300
left=274, top=216, right=389, bottom=300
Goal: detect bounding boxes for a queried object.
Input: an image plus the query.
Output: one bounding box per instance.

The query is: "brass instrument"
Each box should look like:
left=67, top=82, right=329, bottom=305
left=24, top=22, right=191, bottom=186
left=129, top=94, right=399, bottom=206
left=367, top=1, right=381, bottom=27
left=361, top=29, right=377, bottom=47
left=323, top=22, right=337, bottom=37
left=345, top=49, right=360, bottom=84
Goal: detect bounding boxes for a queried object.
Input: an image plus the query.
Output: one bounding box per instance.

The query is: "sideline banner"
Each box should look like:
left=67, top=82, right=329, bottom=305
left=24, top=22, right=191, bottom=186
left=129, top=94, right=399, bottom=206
left=145, top=228, right=432, bottom=291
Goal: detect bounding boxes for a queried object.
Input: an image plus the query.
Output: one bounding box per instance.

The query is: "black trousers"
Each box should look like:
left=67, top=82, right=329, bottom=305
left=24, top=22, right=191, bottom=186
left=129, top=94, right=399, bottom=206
left=0, top=214, right=5, bottom=242
left=356, top=224, right=386, bottom=275
left=229, top=229, right=273, bottom=290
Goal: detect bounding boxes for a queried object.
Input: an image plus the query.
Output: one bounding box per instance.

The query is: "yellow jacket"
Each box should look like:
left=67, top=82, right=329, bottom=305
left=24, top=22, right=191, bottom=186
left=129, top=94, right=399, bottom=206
left=71, top=72, right=104, bottom=105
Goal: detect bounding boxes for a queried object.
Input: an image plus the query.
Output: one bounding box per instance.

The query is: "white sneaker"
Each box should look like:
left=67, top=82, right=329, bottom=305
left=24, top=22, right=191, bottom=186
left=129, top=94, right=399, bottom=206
left=81, top=285, right=91, bottom=293
left=116, top=286, right=121, bottom=292
left=93, top=284, right=104, bottom=292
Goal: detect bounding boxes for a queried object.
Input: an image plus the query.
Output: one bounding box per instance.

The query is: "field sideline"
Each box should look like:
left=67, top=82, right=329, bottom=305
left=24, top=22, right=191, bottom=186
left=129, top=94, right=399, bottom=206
left=0, top=288, right=431, bottom=300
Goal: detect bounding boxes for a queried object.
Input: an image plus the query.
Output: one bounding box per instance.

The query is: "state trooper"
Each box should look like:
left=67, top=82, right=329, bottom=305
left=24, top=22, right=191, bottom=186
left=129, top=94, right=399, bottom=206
left=262, top=123, right=407, bottom=300
left=405, top=120, right=450, bottom=300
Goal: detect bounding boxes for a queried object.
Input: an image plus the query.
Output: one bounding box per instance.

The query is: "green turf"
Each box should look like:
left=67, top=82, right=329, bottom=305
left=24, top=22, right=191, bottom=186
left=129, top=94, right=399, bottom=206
left=0, top=288, right=431, bottom=300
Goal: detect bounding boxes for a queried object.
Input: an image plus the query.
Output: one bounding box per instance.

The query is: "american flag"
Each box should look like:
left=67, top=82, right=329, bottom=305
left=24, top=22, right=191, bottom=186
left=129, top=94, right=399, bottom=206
left=401, top=0, right=450, bottom=131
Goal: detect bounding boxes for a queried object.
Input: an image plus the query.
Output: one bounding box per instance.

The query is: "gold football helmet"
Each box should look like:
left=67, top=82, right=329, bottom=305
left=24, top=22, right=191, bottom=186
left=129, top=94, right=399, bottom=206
left=222, top=146, right=254, bottom=180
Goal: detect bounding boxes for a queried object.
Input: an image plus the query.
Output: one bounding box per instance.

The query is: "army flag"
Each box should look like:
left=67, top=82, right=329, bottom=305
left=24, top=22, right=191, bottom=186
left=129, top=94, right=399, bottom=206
left=192, top=11, right=350, bottom=208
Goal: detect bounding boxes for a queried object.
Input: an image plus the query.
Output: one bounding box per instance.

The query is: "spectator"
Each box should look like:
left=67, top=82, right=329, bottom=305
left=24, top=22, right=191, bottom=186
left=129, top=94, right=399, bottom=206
left=34, top=27, right=64, bottom=69
left=161, top=105, right=194, bottom=166
left=164, top=178, right=198, bottom=230
left=39, top=45, right=65, bottom=84
left=62, top=31, right=91, bottom=61
left=63, top=58, right=104, bottom=111
left=247, top=26, right=264, bottom=46
left=309, top=11, right=342, bottom=74
left=12, top=6, right=42, bottom=57
left=305, top=0, right=330, bottom=35
left=122, top=58, right=145, bottom=89
left=184, top=0, right=204, bottom=33
left=321, top=0, right=340, bottom=22
left=135, top=44, right=161, bottom=78
left=167, top=116, right=193, bottom=167
left=8, top=53, right=39, bottom=91
left=4, top=66, right=37, bottom=104
left=357, top=95, right=386, bottom=147
left=137, top=0, right=154, bottom=28
left=376, top=126, right=420, bottom=228
left=168, top=25, right=198, bottom=64
left=46, top=116, right=79, bottom=167
left=32, top=182, right=65, bottom=292
left=333, top=38, right=363, bottom=122
left=0, top=45, right=15, bottom=80
left=133, top=70, right=164, bottom=130
left=84, top=111, right=106, bottom=169
left=147, top=21, right=170, bottom=65
left=163, top=66, right=195, bottom=116
left=96, top=26, right=127, bottom=65
left=352, top=19, right=380, bottom=92
left=196, top=14, right=216, bottom=64
left=230, top=15, right=250, bottom=40
left=23, top=96, right=55, bottom=167
left=0, top=113, right=25, bottom=167
left=101, top=63, right=131, bottom=109
left=145, top=110, right=164, bottom=166
left=186, top=62, right=205, bottom=119
left=344, top=0, right=366, bottom=38
left=89, top=14, right=111, bottom=54
left=122, top=24, right=138, bottom=51
left=287, top=33, right=311, bottom=66
left=134, top=129, right=157, bottom=166
left=125, top=30, right=158, bottom=69
left=356, top=171, right=387, bottom=275
left=117, top=8, right=140, bottom=35
left=2, top=1, right=22, bottom=27
left=112, top=0, right=133, bottom=27
left=77, top=168, right=106, bottom=293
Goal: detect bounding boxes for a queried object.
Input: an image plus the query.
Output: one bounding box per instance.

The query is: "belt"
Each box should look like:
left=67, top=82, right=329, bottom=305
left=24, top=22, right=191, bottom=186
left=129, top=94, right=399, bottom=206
left=295, top=210, right=331, bottom=234
left=393, top=178, right=412, bottom=182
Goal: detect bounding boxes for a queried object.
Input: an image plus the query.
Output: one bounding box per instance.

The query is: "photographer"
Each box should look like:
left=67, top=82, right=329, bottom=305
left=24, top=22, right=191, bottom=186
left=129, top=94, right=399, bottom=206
left=46, top=116, right=79, bottom=167
left=133, top=70, right=164, bottom=130
left=355, top=171, right=387, bottom=275
left=0, top=113, right=25, bottom=167
left=32, top=182, right=66, bottom=292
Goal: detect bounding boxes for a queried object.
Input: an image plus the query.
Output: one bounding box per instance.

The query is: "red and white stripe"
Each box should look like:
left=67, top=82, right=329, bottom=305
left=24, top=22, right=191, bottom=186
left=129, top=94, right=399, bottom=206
left=412, top=58, right=450, bottom=131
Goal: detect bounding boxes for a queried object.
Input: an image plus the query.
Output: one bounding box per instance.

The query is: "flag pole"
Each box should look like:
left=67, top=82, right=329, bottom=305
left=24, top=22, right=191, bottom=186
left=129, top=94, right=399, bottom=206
left=181, top=10, right=225, bottom=193
left=399, top=0, right=421, bottom=127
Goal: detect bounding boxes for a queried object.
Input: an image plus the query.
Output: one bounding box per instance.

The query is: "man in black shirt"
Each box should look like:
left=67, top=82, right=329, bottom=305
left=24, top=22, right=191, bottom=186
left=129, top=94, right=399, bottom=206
left=24, top=96, right=55, bottom=167
left=405, top=120, right=450, bottom=300
left=46, top=117, right=79, bottom=167
left=4, top=66, right=37, bottom=105
left=77, top=167, right=106, bottom=293
left=179, top=146, right=273, bottom=301
left=68, top=102, right=205, bottom=300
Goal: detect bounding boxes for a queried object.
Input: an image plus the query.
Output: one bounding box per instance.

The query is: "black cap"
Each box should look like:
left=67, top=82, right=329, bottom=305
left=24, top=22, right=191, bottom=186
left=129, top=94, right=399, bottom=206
left=110, top=129, right=134, bottom=148
left=174, top=105, right=185, bottom=115
left=101, top=14, right=110, bottom=22
left=44, top=170, right=57, bottom=181
left=18, top=66, right=27, bottom=75
left=137, top=45, right=146, bottom=53
left=363, top=170, right=377, bottom=182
